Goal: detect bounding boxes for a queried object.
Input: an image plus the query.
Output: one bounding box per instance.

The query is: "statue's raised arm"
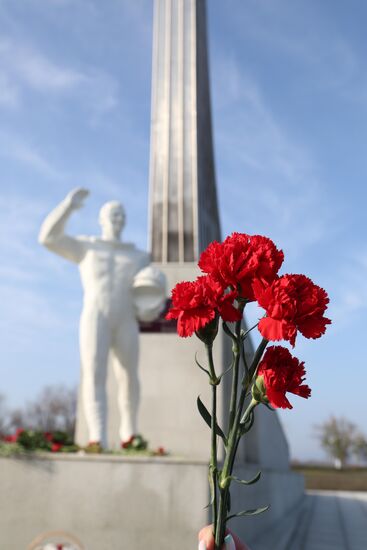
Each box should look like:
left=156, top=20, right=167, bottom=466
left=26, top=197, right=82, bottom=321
left=38, top=187, right=90, bottom=263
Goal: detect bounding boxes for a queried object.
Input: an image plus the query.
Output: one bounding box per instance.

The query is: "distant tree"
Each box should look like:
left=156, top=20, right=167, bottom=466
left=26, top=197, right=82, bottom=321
left=0, top=394, right=10, bottom=436
left=7, top=385, right=77, bottom=437
left=353, top=434, right=367, bottom=464
left=7, top=407, right=27, bottom=433
left=315, top=416, right=358, bottom=469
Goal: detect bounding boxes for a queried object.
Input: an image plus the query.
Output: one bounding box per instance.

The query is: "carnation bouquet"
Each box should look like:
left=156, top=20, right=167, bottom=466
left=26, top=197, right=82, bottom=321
left=166, top=233, right=330, bottom=549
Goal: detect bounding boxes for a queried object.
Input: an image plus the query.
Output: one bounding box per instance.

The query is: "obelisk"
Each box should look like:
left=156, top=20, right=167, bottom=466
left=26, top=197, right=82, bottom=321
left=148, top=0, right=221, bottom=263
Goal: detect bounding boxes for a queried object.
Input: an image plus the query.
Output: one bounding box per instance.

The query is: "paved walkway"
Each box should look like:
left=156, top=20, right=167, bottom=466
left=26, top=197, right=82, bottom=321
left=253, top=491, right=367, bottom=550
left=299, top=491, right=367, bottom=550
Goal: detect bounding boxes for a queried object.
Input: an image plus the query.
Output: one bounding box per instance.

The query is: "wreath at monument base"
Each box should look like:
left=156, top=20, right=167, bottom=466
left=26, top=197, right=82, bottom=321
left=0, top=428, right=167, bottom=457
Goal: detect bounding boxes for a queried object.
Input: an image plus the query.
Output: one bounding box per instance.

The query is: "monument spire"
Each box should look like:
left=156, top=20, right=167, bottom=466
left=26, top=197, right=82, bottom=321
left=148, top=0, right=221, bottom=263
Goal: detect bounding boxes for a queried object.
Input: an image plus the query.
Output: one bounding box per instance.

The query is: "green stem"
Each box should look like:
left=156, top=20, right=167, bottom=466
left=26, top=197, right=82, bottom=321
left=214, top=336, right=268, bottom=549
left=228, top=305, right=245, bottom=434
left=214, top=307, right=244, bottom=549
left=206, top=344, right=218, bottom=535
left=206, top=343, right=217, bottom=381
left=214, top=489, right=228, bottom=549
left=211, top=383, right=218, bottom=534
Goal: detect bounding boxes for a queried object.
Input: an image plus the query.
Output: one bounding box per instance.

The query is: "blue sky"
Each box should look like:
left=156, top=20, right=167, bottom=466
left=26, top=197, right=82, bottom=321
left=0, top=0, right=366, bottom=462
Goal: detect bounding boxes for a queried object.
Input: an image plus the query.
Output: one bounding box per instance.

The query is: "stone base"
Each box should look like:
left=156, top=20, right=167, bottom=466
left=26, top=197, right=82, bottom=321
left=0, top=454, right=304, bottom=550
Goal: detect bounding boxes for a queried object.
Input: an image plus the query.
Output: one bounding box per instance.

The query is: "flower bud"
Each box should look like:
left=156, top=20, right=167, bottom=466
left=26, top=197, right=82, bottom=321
left=251, top=375, right=268, bottom=405
left=195, top=315, right=219, bottom=345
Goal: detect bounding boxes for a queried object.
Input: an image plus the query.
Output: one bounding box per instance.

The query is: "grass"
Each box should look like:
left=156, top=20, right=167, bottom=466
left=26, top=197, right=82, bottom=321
left=292, top=464, right=367, bottom=491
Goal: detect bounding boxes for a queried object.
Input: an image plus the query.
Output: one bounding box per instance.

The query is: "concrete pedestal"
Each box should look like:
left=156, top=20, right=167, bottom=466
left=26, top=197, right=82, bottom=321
left=0, top=454, right=304, bottom=550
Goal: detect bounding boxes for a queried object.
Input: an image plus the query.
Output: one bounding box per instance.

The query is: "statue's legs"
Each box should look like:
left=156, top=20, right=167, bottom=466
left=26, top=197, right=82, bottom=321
left=80, top=308, right=110, bottom=445
left=112, top=323, right=140, bottom=442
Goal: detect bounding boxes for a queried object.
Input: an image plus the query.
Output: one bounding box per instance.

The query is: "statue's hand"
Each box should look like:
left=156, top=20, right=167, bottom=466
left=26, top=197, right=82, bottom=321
left=66, top=187, right=90, bottom=210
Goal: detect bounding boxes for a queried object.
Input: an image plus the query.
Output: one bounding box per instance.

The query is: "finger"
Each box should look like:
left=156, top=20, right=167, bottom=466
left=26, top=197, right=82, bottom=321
left=224, top=534, right=236, bottom=550
left=198, top=525, right=214, bottom=550
left=230, top=531, right=251, bottom=550
left=198, top=525, right=249, bottom=550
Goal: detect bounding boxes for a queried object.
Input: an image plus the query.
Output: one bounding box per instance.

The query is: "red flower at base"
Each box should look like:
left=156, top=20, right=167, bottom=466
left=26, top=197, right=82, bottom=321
left=254, top=274, right=331, bottom=346
left=4, top=428, right=25, bottom=443
left=198, top=233, right=284, bottom=301
left=51, top=442, right=63, bottom=452
left=256, top=346, right=311, bottom=409
left=154, top=446, right=166, bottom=456
left=166, top=276, right=242, bottom=338
left=121, top=436, right=134, bottom=449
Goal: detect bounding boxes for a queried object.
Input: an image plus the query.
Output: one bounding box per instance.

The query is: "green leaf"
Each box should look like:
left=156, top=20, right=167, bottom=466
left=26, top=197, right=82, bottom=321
left=203, top=499, right=213, bottom=510
left=204, top=471, right=215, bottom=509
left=222, top=321, right=237, bottom=341
left=217, top=362, right=234, bottom=382
left=227, top=505, right=269, bottom=521
left=230, top=471, right=261, bottom=485
left=240, top=322, right=259, bottom=341
left=240, top=409, right=255, bottom=435
left=197, top=396, right=227, bottom=443
left=195, top=353, right=210, bottom=377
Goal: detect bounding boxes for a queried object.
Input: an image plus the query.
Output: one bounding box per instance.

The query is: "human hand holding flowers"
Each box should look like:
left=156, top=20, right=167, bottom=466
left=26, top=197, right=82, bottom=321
left=198, top=525, right=249, bottom=550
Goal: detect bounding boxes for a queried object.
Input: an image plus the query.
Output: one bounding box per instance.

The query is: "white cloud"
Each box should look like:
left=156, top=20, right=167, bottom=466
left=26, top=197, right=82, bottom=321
left=0, top=38, right=85, bottom=92
left=17, top=49, right=85, bottom=92
left=0, top=37, right=119, bottom=117
left=0, top=132, right=64, bottom=179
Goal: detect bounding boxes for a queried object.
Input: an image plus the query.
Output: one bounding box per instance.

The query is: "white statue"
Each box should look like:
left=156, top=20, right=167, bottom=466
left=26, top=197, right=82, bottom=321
left=39, top=188, right=166, bottom=448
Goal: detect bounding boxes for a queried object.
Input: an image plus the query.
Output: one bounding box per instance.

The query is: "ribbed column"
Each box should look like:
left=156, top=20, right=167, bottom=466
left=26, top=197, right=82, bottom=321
left=148, top=0, right=221, bottom=263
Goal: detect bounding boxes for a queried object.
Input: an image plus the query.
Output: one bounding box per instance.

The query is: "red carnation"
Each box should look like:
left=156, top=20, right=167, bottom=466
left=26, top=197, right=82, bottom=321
left=254, top=274, right=331, bottom=347
left=198, top=233, right=284, bottom=301
left=5, top=428, right=25, bottom=443
left=51, top=442, right=63, bottom=452
left=255, top=346, right=311, bottom=409
left=166, top=275, right=242, bottom=338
